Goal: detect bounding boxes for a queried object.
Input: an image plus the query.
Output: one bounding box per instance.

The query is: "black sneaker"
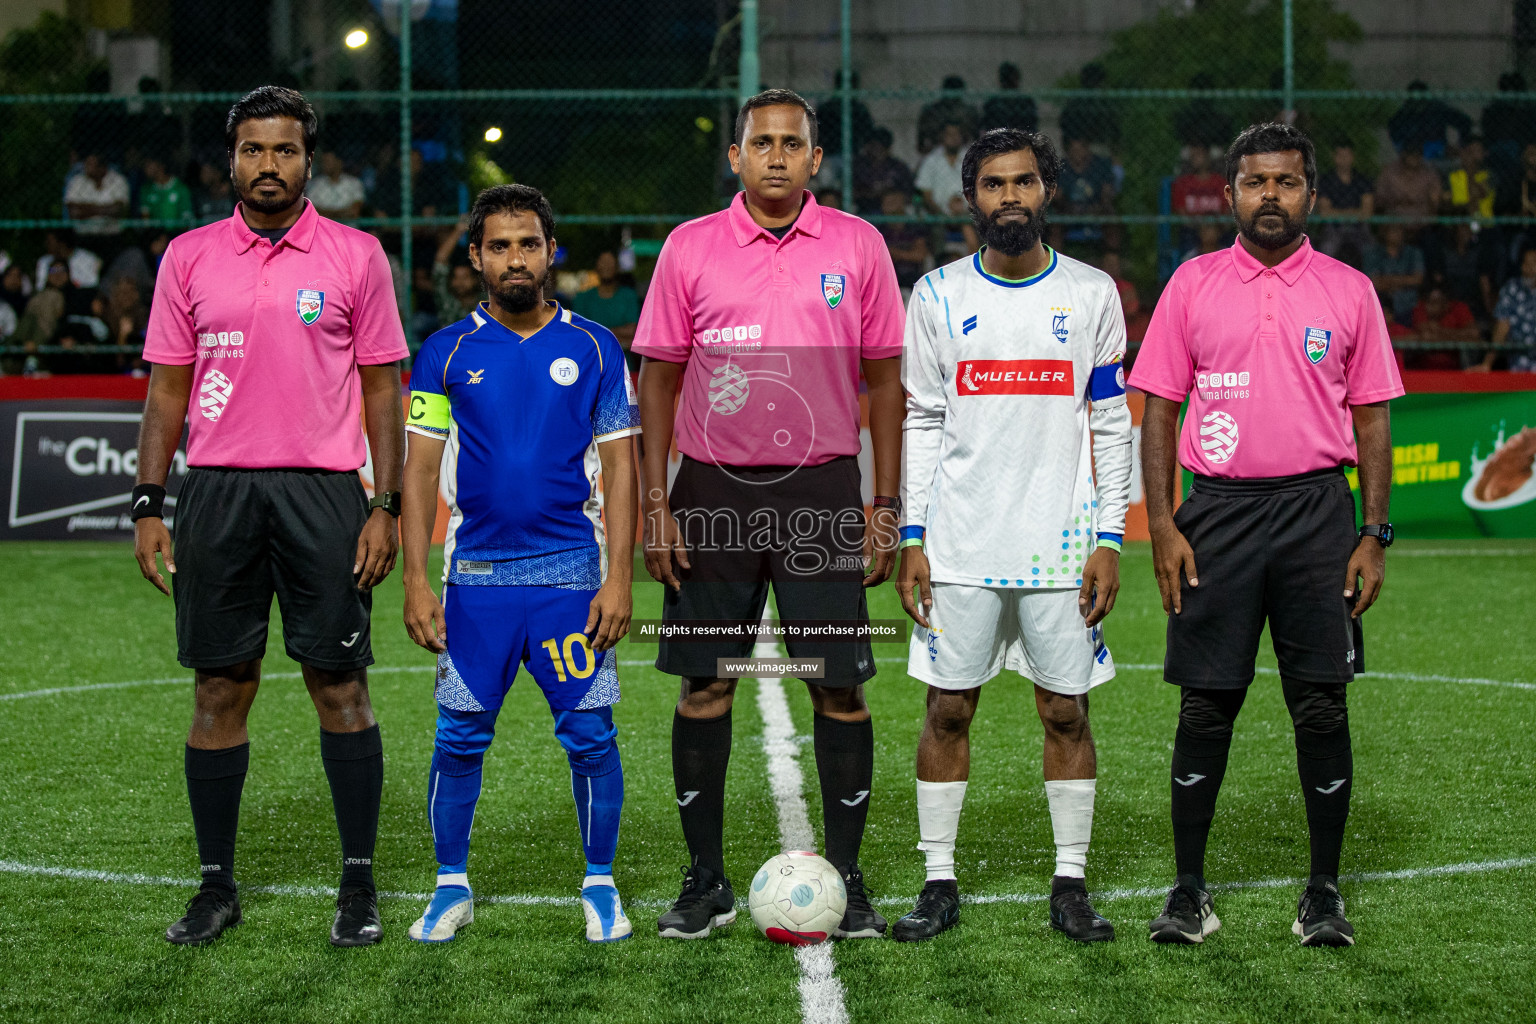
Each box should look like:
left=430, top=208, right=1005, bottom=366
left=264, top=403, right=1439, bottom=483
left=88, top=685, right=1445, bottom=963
left=1293, top=877, right=1354, bottom=947
left=1149, top=883, right=1220, bottom=944
left=331, top=887, right=383, bottom=947
left=892, top=879, right=960, bottom=942
left=1049, top=878, right=1115, bottom=943
left=165, top=886, right=241, bottom=946
left=657, top=865, right=736, bottom=939
left=832, top=864, right=887, bottom=939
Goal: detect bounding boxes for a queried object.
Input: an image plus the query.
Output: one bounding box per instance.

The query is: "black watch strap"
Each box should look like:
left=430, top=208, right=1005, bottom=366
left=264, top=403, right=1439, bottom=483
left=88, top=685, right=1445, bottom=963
left=369, top=491, right=402, bottom=517
left=1359, top=523, right=1394, bottom=547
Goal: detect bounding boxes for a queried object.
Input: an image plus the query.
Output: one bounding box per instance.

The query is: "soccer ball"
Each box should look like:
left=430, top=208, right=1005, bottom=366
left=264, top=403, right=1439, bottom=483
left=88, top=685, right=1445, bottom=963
left=748, top=850, right=847, bottom=946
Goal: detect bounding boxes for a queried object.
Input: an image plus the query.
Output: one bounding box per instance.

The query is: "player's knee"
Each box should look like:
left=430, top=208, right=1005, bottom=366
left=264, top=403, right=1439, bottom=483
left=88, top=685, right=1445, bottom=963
left=434, top=704, right=497, bottom=762
left=925, top=695, right=974, bottom=740
left=1283, top=679, right=1350, bottom=754
left=807, top=683, right=869, bottom=721
left=678, top=676, right=734, bottom=716
left=1038, top=692, right=1089, bottom=739
left=1176, top=687, right=1242, bottom=750
left=553, top=707, right=621, bottom=776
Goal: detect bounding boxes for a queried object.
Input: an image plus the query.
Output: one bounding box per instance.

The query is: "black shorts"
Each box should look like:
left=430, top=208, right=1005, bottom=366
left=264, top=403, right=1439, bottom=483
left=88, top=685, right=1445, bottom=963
left=1164, top=468, right=1364, bottom=689
left=657, top=455, right=875, bottom=687
left=173, top=467, right=373, bottom=672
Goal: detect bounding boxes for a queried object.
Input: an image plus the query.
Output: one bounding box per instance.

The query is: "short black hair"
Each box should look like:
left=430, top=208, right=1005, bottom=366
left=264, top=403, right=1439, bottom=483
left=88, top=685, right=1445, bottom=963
left=225, top=86, right=318, bottom=158
left=734, top=88, right=818, bottom=150
left=1224, top=122, right=1317, bottom=191
left=468, top=183, right=555, bottom=248
left=962, top=127, right=1061, bottom=204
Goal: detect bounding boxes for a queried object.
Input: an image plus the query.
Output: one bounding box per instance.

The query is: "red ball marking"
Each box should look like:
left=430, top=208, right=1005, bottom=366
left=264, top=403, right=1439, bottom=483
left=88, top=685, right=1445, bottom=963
left=764, top=927, right=829, bottom=947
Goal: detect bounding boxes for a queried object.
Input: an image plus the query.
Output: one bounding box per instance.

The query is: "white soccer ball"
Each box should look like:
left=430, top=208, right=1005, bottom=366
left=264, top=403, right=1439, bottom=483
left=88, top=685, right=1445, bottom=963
left=748, top=850, right=847, bottom=946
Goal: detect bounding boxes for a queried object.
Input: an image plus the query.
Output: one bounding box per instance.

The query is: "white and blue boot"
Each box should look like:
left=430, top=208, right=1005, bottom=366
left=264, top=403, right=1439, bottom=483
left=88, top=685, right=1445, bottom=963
left=581, top=875, right=632, bottom=943
left=410, top=876, right=474, bottom=943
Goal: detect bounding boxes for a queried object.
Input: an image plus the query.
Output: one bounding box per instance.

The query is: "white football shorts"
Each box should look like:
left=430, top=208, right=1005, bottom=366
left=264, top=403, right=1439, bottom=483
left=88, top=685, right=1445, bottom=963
left=907, top=584, right=1115, bottom=695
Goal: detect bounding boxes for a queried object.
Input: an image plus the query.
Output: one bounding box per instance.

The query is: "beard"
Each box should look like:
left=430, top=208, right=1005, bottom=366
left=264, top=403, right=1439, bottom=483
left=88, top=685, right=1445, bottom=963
left=487, top=270, right=546, bottom=313
left=237, top=173, right=304, bottom=215
left=971, top=204, right=1045, bottom=257
left=1236, top=202, right=1306, bottom=250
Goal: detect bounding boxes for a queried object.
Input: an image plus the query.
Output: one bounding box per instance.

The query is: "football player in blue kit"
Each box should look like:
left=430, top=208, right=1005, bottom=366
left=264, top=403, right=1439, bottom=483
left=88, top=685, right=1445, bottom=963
left=400, top=184, right=640, bottom=943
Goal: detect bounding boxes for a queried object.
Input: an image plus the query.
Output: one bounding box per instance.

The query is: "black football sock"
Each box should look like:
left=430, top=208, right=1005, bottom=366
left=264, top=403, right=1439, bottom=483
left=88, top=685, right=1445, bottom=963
left=185, top=743, right=249, bottom=895
left=673, top=709, right=732, bottom=878
left=813, top=714, right=874, bottom=874
left=1284, top=680, right=1353, bottom=882
left=320, top=725, right=383, bottom=893
left=1170, top=687, right=1245, bottom=890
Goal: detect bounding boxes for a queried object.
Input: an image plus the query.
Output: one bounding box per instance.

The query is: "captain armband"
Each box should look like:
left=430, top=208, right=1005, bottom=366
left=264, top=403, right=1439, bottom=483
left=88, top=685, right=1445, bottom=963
left=406, top=391, right=450, bottom=437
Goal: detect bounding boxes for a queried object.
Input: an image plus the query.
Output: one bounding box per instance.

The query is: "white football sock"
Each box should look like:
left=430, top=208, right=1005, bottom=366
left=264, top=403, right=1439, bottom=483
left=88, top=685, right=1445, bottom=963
left=1044, top=778, right=1096, bottom=879
left=916, top=780, right=968, bottom=882
left=436, top=871, right=470, bottom=891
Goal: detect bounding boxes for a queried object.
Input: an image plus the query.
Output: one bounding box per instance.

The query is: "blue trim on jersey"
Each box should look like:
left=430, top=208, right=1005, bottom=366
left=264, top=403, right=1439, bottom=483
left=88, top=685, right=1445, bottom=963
left=1096, top=532, right=1123, bottom=545
left=943, top=295, right=954, bottom=338
left=972, top=245, right=1058, bottom=288
left=447, top=547, right=600, bottom=588
left=899, top=525, right=926, bottom=542
left=1088, top=362, right=1126, bottom=401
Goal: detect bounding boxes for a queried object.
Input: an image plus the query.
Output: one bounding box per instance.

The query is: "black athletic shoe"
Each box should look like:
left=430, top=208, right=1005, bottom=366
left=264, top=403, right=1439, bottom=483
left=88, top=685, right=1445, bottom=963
left=331, top=887, right=383, bottom=947
left=832, top=864, right=887, bottom=939
left=1293, top=877, right=1355, bottom=947
left=165, top=886, right=242, bottom=946
left=1049, top=879, right=1115, bottom=943
left=892, top=879, right=960, bottom=942
left=1149, top=883, right=1220, bottom=944
left=657, top=865, right=736, bottom=939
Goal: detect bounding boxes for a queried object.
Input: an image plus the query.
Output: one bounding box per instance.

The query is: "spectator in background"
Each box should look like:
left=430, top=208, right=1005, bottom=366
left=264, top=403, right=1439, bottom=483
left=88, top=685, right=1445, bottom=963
left=15, top=261, right=69, bottom=348
left=430, top=217, right=482, bottom=329
left=1411, top=278, right=1479, bottom=354
left=1495, top=142, right=1536, bottom=273
left=1058, top=62, right=1120, bottom=151
left=194, top=162, right=235, bottom=221
left=572, top=250, right=642, bottom=373
left=1447, top=135, right=1495, bottom=222
left=877, top=187, right=930, bottom=292
left=1172, top=73, right=1233, bottom=153
left=1364, top=224, right=1426, bottom=326
left=815, top=187, right=844, bottom=211
left=64, top=153, right=130, bottom=235
left=1375, top=145, right=1443, bottom=229
left=1388, top=80, right=1473, bottom=158
left=917, top=76, right=978, bottom=155
left=1480, top=73, right=1533, bottom=181
left=979, top=62, right=1037, bottom=134
left=1316, top=140, right=1374, bottom=258
left=1478, top=244, right=1536, bottom=371
left=853, top=127, right=914, bottom=216
left=1170, top=144, right=1227, bottom=216
left=33, top=229, right=101, bottom=294
left=307, top=152, right=366, bottom=221
left=93, top=276, right=148, bottom=362
left=0, top=264, right=22, bottom=340
left=916, top=121, right=970, bottom=216
left=817, top=69, right=877, bottom=160
left=1180, top=221, right=1228, bottom=265
left=1438, top=221, right=1500, bottom=318
left=1100, top=251, right=1149, bottom=342
left=138, top=158, right=194, bottom=224
left=1052, top=136, right=1118, bottom=255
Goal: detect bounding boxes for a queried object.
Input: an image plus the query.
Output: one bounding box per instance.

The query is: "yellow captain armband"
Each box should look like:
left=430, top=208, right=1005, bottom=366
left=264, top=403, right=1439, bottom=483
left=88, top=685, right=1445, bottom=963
left=406, top=391, right=450, bottom=436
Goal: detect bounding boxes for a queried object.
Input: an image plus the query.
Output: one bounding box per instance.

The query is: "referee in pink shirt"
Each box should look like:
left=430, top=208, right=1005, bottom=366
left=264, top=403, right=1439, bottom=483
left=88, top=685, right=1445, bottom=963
left=131, top=87, right=407, bottom=948
left=1130, top=123, right=1403, bottom=949
left=634, top=89, right=905, bottom=940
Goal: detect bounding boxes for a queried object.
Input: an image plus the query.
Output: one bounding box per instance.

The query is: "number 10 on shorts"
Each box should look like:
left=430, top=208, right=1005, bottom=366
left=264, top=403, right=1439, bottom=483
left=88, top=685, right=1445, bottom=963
left=541, top=633, right=596, bottom=682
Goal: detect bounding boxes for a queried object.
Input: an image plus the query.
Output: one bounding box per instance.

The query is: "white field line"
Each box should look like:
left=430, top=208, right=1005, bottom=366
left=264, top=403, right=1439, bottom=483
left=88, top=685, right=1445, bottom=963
left=0, top=665, right=428, bottom=702
left=1389, top=548, right=1535, bottom=557
left=4, top=853, right=1531, bottom=911
left=751, top=626, right=848, bottom=1024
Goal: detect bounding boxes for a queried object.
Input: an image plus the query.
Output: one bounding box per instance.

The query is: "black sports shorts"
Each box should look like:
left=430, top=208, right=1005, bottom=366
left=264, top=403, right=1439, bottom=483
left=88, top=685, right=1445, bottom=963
left=1164, top=467, right=1364, bottom=689
left=657, top=455, right=875, bottom=687
left=172, top=467, right=373, bottom=672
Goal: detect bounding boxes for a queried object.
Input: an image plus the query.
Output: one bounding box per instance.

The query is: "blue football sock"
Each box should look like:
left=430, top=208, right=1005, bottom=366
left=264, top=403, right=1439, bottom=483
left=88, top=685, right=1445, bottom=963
left=586, top=861, right=613, bottom=876
left=429, top=704, right=498, bottom=872
left=554, top=707, right=624, bottom=870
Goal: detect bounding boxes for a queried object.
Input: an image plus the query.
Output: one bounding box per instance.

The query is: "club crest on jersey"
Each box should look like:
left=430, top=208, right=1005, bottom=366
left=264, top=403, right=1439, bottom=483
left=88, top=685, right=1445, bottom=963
left=296, top=288, right=325, bottom=326
left=1304, top=326, right=1331, bottom=364
left=821, top=274, right=845, bottom=309
left=927, top=627, right=942, bottom=662
left=1050, top=306, right=1070, bottom=343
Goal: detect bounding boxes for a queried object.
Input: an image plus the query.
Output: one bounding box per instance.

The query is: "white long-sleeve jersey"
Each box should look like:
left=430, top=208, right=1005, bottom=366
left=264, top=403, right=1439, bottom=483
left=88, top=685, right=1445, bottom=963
left=901, top=247, right=1133, bottom=588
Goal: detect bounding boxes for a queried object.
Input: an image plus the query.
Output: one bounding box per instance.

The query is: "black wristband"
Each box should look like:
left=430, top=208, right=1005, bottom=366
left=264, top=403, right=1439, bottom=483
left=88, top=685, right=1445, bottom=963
left=130, top=483, right=166, bottom=521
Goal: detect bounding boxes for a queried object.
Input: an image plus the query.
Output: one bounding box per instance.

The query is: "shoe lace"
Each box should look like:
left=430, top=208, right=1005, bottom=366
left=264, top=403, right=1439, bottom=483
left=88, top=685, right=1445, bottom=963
left=185, top=887, right=232, bottom=918
left=672, top=865, right=717, bottom=909
left=842, top=868, right=874, bottom=914
left=1054, top=887, right=1096, bottom=918
left=910, top=881, right=955, bottom=918
left=336, top=888, right=376, bottom=916
left=1304, top=884, right=1344, bottom=920
left=1163, top=885, right=1201, bottom=919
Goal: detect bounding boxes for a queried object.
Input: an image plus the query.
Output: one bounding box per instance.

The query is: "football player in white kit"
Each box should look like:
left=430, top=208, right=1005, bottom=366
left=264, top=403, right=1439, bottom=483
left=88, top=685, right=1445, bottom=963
left=891, top=128, right=1133, bottom=943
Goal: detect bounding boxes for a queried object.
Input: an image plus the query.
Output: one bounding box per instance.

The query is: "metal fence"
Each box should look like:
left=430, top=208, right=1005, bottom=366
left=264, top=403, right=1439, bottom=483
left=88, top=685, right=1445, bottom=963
left=0, top=0, right=1532, bottom=371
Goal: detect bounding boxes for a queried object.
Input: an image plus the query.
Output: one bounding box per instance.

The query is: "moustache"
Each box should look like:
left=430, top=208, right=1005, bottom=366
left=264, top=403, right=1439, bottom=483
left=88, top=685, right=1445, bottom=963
left=253, top=175, right=286, bottom=187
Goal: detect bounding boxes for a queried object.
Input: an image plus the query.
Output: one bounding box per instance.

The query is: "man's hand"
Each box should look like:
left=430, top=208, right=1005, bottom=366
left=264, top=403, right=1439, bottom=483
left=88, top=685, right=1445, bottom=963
left=353, top=509, right=399, bottom=590
left=1343, top=537, right=1385, bottom=619
left=643, top=504, right=689, bottom=591
left=585, top=578, right=632, bottom=652
left=862, top=506, right=898, bottom=587
left=896, top=545, right=933, bottom=628
left=134, top=518, right=175, bottom=596
left=403, top=577, right=446, bottom=652
left=1078, top=546, right=1121, bottom=627
left=1149, top=520, right=1199, bottom=615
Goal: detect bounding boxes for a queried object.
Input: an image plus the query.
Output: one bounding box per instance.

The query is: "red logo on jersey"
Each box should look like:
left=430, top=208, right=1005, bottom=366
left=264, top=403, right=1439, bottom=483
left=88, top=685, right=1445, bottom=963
left=955, top=359, right=1073, bottom=396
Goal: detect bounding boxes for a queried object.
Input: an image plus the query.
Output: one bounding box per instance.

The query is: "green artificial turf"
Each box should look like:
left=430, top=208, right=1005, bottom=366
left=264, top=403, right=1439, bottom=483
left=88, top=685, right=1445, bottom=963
left=1, top=540, right=1532, bottom=1023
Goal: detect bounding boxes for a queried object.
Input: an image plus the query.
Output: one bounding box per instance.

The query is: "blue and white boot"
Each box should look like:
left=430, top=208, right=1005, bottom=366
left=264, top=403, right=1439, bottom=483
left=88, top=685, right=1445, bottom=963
left=581, top=875, right=632, bottom=943
left=410, top=877, right=474, bottom=943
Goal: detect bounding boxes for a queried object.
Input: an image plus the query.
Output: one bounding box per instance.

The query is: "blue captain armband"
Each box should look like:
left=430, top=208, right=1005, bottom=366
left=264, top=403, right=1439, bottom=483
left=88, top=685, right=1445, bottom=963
left=1088, top=363, right=1127, bottom=401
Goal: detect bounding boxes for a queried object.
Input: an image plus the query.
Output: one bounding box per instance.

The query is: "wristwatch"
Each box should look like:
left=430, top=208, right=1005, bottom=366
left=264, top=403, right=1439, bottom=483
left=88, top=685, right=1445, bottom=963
left=1358, top=523, right=1394, bottom=548
left=369, top=491, right=402, bottom=517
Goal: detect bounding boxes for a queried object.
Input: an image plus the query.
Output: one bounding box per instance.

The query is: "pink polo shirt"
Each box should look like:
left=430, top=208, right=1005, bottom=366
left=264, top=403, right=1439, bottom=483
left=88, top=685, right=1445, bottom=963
left=1129, top=236, right=1404, bottom=479
left=632, top=191, right=903, bottom=468
left=143, top=200, right=407, bottom=471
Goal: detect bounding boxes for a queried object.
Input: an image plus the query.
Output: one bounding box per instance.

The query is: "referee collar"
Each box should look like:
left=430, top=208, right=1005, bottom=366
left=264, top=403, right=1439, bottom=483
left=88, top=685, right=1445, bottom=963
left=727, top=189, right=823, bottom=246
left=229, top=199, right=319, bottom=255
left=1229, top=233, right=1313, bottom=286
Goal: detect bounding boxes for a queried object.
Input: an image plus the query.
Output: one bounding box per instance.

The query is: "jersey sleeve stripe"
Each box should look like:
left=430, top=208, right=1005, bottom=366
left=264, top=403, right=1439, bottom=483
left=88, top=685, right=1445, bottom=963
left=594, top=426, right=643, bottom=442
